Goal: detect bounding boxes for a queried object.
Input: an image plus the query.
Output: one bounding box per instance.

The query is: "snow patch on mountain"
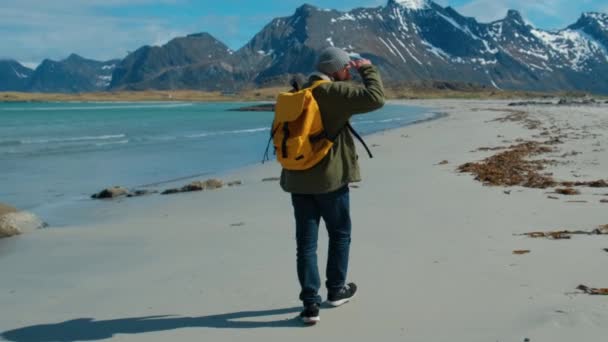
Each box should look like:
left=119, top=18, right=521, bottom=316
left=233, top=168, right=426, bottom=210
left=583, top=12, right=608, bottom=29
left=393, top=0, right=430, bottom=11
left=421, top=39, right=451, bottom=60
left=11, top=66, right=29, bottom=79
left=531, top=28, right=608, bottom=71
left=96, top=75, right=112, bottom=87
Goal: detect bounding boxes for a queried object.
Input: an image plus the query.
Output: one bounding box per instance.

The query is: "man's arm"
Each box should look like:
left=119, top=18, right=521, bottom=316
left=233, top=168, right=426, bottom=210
left=324, top=63, right=385, bottom=115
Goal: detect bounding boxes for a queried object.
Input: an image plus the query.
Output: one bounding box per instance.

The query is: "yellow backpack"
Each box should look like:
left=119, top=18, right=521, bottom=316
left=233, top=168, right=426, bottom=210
left=262, top=80, right=373, bottom=170
left=266, top=80, right=332, bottom=170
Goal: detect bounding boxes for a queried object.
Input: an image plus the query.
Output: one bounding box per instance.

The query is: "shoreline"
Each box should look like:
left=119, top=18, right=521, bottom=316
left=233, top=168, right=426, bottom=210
left=128, top=108, right=448, bottom=190
left=2, top=87, right=605, bottom=104
left=6, top=101, right=443, bottom=229
left=2, top=99, right=608, bottom=341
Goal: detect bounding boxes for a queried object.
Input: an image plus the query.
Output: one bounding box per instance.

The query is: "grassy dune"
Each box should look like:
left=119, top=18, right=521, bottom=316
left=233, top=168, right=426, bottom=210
left=0, top=86, right=602, bottom=103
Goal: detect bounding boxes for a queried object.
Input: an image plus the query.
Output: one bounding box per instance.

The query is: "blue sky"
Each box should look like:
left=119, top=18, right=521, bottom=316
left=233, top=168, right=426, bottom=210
left=1, top=0, right=607, bottom=68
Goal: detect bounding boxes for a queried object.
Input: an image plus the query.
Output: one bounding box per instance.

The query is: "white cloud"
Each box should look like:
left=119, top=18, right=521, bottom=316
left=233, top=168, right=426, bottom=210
left=19, top=62, right=40, bottom=70
left=453, top=0, right=607, bottom=29
left=0, top=1, right=190, bottom=63
left=2, top=0, right=606, bottom=64
left=456, top=0, right=548, bottom=23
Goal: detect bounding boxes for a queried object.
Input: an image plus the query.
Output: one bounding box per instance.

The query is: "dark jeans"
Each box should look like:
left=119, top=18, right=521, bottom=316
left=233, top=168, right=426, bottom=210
left=291, top=185, right=352, bottom=305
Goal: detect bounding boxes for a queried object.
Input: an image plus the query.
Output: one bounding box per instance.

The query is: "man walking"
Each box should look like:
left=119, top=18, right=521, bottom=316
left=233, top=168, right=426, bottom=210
left=280, top=47, right=385, bottom=324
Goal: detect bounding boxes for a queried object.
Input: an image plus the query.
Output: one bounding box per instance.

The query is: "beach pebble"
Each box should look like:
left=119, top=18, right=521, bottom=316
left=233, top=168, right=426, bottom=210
left=91, top=186, right=129, bottom=199
left=0, top=205, right=46, bottom=239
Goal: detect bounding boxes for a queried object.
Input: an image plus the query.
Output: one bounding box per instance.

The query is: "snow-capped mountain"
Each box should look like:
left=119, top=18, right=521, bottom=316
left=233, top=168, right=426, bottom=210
left=0, top=55, right=118, bottom=93
left=1, top=1, right=608, bottom=94
left=233, top=1, right=608, bottom=93
left=110, top=33, right=237, bottom=91
left=0, top=60, right=33, bottom=91
left=28, top=54, right=119, bottom=93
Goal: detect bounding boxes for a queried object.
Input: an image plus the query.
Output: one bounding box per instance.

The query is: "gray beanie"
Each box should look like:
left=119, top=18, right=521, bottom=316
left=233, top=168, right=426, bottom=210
left=316, top=47, right=351, bottom=75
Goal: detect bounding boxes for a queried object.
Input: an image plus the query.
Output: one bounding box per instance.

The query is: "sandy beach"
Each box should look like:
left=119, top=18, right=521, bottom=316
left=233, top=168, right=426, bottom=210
left=1, top=99, right=608, bottom=341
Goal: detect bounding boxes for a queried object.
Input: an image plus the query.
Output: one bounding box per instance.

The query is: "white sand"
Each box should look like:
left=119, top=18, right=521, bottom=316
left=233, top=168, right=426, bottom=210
left=1, top=100, right=608, bottom=341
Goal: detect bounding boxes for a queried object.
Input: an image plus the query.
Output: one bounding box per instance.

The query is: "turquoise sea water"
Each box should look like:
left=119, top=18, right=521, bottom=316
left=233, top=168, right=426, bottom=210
left=0, top=101, right=434, bottom=225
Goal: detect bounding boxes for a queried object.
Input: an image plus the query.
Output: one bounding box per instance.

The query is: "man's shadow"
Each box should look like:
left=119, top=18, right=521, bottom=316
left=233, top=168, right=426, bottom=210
left=1, top=306, right=305, bottom=342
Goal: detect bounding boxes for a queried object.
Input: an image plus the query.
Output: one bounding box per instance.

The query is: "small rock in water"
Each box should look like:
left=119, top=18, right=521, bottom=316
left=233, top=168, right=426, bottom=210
left=262, top=177, right=280, bottom=182
left=230, top=222, right=246, bottom=227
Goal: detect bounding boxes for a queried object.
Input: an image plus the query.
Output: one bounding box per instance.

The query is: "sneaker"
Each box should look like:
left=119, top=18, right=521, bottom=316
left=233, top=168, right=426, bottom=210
left=300, top=303, right=320, bottom=324
left=327, top=282, right=357, bottom=307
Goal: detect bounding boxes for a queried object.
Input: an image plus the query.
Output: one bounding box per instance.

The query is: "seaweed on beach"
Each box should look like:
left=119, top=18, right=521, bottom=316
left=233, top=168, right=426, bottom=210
left=458, top=141, right=557, bottom=188
left=555, top=188, right=581, bottom=195
left=460, top=137, right=608, bottom=190
left=473, top=146, right=507, bottom=152
left=561, top=180, right=608, bottom=188
left=489, top=109, right=542, bottom=130
left=577, top=285, right=608, bottom=295
left=520, top=225, right=608, bottom=239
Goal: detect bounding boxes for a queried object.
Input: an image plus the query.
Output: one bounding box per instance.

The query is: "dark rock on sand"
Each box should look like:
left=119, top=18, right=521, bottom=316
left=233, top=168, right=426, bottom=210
left=127, top=190, right=158, bottom=198
left=161, top=188, right=181, bottom=195
left=161, top=179, right=224, bottom=195
left=508, top=101, right=554, bottom=106
left=91, top=186, right=129, bottom=199
left=0, top=202, right=46, bottom=239
left=227, top=180, right=243, bottom=187
left=557, top=98, right=597, bottom=105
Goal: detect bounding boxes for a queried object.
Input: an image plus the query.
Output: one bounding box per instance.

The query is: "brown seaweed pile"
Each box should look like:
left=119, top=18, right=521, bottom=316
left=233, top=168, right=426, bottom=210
left=458, top=141, right=556, bottom=188
left=519, top=224, right=608, bottom=240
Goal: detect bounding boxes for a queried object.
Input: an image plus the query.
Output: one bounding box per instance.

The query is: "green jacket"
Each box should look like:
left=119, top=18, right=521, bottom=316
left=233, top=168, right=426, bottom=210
left=280, top=65, right=385, bottom=194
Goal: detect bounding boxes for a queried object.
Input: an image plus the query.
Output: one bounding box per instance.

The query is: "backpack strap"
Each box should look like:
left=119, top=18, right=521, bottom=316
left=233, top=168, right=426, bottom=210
left=346, top=123, right=373, bottom=159
left=262, top=123, right=280, bottom=164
